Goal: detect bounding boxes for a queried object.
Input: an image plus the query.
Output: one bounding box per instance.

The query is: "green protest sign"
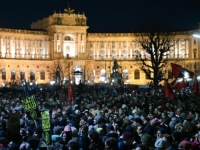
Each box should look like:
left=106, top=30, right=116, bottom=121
left=41, top=110, right=52, bottom=145
left=21, top=95, right=40, bottom=120
left=8, top=112, right=20, bottom=141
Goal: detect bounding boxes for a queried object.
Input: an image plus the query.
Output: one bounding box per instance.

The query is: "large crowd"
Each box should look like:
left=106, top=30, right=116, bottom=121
left=0, top=83, right=200, bottom=150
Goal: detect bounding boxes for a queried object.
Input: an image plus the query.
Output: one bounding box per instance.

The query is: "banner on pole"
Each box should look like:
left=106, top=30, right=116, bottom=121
left=41, top=110, right=52, bottom=145
left=21, top=95, right=40, bottom=120
left=8, top=112, right=20, bottom=141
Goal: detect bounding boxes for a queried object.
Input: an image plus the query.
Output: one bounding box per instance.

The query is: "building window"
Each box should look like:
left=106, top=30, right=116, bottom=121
left=112, top=42, right=115, bottom=49
left=64, top=36, right=73, bottom=41
left=123, top=42, right=127, bottom=48
left=30, top=70, right=35, bottom=81
left=11, top=69, right=15, bottom=80
left=168, top=70, right=173, bottom=79
left=134, top=69, right=140, bottom=79
left=123, top=69, right=129, bottom=79
left=100, top=42, right=104, bottom=48
left=40, top=70, right=45, bottom=80
left=20, top=70, right=25, bottom=80
left=194, top=39, right=196, bottom=45
left=100, top=69, right=106, bottom=82
left=2, top=69, right=6, bottom=80
left=90, top=43, right=93, bottom=48
left=146, top=70, right=151, bottom=79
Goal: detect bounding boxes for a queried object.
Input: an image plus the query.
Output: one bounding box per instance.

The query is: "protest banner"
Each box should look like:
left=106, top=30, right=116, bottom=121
left=41, top=110, right=52, bottom=145
left=8, top=112, right=20, bottom=141
left=21, top=95, right=40, bottom=120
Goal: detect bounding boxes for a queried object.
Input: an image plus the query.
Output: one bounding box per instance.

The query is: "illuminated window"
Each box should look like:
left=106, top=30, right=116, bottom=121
left=11, top=69, right=15, bottom=80
left=100, top=42, right=104, bottom=48
left=20, top=70, right=25, bottom=80
left=2, top=69, right=6, bottom=80
left=168, top=70, right=173, bottom=79
left=40, top=70, right=45, bottom=80
left=134, top=70, right=140, bottom=79
left=30, top=70, right=35, bottom=81
left=146, top=70, right=151, bottom=79
left=123, top=69, right=129, bottom=79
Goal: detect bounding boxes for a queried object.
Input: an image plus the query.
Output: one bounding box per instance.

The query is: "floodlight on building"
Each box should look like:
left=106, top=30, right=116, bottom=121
left=35, top=81, right=37, bottom=85
left=30, top=82, right=33, bottom=86
left=2, top=83, right=5, bottom=87
left=193, top=34, right=200, bottom=38
left=177, top=78, right=183, bottom=82
left=197, top=76, right=200, bottom=80
left=50, top=81, right=55, bottom=85
left=70, top=80, right=73, bottom=84
left=112, top=79, right=114, bottom=82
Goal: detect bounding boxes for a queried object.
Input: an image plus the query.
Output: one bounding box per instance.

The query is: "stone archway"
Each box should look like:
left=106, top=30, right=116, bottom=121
left=74, top=66, right=83, bottom=85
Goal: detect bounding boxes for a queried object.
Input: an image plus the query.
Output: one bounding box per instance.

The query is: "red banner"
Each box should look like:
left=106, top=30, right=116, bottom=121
left=67, top=83, right=73, bottom=101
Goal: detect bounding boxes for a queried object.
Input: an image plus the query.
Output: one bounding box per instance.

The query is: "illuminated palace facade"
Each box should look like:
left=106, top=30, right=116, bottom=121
left=0, top=7, right=199, bottom=86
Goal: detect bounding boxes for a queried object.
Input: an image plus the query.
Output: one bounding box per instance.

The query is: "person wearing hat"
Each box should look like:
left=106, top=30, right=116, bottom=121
left=33, top=125, right=47, bottom=148
left=118, top=131, right=136, bottom=150
left=78, top=124, right=90, bottom=150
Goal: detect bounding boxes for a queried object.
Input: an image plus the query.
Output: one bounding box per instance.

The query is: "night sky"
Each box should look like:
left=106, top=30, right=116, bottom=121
left=0, top=0, right=200, bottom=32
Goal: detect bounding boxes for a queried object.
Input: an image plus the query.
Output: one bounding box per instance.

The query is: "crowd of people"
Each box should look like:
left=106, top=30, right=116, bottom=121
left=0, top=84, right=200, bottom=150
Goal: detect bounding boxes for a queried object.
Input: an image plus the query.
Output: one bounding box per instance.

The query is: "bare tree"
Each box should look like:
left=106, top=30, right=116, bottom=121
left=134, top=32, right=179, bottom=87
left=51, top=52, right=73, bottom=84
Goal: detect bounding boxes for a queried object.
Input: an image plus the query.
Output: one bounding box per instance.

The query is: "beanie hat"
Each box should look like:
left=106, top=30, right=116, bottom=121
left=150, top=118, right=161, bottom=126
left=134, top=118, right=143, bottom=125
left=81, top=115, right=88, bottom=121
left=155, top=138, right=165, bottom=148
left=53, top=126, right=60, bottom=133
left=71, top=126, right=78, bottom=136
left=123, top=132, right=134, bottom=140
left=96, top=128, right=103, bottom=133
left=34, top=126, right=43, bottom=134
left=158, top=128, right=167, bottom=134
left=64, top=125, right=71, bottom=131
left=52, top=135, right=60, bottom=142
left=128, top=115, right=134, bottom=120
left=106, top=124, right=114, bottom=133
left=141, top=134, right=154, bottom=145
left=81, top=124, right=88, bottom=132
left=172, top=131, right=181, bottom=141
left=179, top=140, right=191, bottom=149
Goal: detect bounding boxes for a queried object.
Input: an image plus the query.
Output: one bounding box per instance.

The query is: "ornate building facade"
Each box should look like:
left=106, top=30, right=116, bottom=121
left=0, top=7, right=199, bottom=86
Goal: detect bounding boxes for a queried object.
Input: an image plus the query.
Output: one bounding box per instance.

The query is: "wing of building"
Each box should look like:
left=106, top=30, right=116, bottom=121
left=0, top=6, right=199, bottom=87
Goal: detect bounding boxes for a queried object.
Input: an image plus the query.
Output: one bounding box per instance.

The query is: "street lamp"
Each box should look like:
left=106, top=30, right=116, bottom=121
left=193, top=34, right=200, bottom=38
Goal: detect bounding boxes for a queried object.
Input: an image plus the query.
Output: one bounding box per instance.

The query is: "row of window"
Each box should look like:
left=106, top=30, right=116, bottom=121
left=1, top=69, right=45, bottom=80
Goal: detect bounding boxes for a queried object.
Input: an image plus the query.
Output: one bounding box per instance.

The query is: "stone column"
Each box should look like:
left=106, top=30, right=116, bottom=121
left=59, top=33, right=63, bottom=52
left=75, top=34, right=78, bottom=57
left=93, top=42, right=96, bottom=59
left=116, top=41, right=119, bottom=59
left=54, top=33, right=57, bottom=52
left=83, top=33, right=86, bottom=53
left=108, top=42, right=110, bottom=59
left=96, top=42, right=99, bottom=59
left=185, top=39, right=189, bottom=58
left=78, top=33, right=81, bottom=53
left=105, top=41, right=108, bottom=59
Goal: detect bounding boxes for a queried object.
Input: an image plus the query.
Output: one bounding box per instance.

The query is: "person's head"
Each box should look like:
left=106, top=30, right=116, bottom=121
left=104, top=137, right=118, bottom=150
left=61, top=131, right=72, bottom=143
left=67, top=139, right=79, bottom=150
left=123, top=132, right=134, bottom=145
left=88, top=130, right=100, bottom=142
left=33, top=126, right=43, bottom=139
left=79, top=124, right=88, bottom=135
left=136, top=125, right=143, bottom=136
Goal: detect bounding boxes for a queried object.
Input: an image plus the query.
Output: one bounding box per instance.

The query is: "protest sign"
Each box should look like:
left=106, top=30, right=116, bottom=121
left=41, top=110, right=52, bottom=145
left=21, top=95, right=40, bottom=120
left=8, top=112, right=20, bottom=141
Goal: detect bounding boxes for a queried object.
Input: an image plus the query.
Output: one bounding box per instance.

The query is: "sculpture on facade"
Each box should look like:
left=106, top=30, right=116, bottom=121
left=110, top=60, right=122, bottom=78
left=112, top=59, right=120, bottom=73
